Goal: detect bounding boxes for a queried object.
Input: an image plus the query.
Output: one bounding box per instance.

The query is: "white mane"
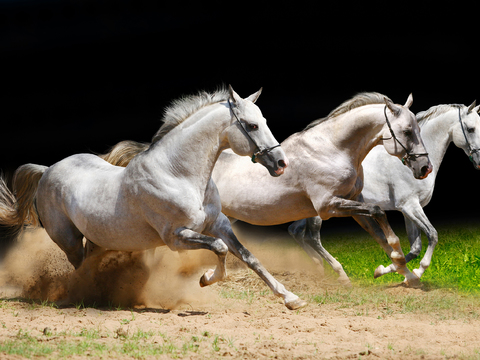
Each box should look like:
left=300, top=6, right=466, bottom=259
left=416, top=104, right=463, bottom=127
left=303, top=92, right=391, bottom=131
left=152, top=87, right=230, bottom=143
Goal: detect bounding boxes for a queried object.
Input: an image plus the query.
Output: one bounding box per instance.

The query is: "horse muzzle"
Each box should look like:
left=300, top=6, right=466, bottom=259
left=403, top=155, right=432, bottom=180
left=254, top=146, right=289, bottom=177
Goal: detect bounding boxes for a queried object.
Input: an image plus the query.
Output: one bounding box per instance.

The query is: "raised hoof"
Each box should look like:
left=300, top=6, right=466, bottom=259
left=374, top=265, right=385, bottom=279
left=285, top=298, right=308, bottom=310
left=199, top=269, right=215, bottom=288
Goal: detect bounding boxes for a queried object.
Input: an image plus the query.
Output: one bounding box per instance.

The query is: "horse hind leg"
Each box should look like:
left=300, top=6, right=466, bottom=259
left=288, top=217, right=351, bottom=286
left=44, top=218, right=85, bottom=269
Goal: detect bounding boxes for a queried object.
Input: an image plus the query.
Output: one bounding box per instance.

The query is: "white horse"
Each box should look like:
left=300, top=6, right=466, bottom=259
left=288, top=101, right=480, bottom=283
left=97, top=92, right=432, bottom=286
left=0, top=86, right=308, bottom=310
left=213, top=93, right=432, bottom=286
left=361, top=101, right=480, bottom=279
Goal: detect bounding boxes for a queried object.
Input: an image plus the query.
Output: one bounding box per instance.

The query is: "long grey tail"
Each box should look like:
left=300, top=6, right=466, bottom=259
left=0, top=164, right=47, bottom=243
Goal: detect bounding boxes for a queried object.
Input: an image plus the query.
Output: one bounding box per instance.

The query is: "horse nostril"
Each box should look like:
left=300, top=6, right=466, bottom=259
left=278, top=159, right=287, bottom=168
left=421, top=165, right=430, bottom=177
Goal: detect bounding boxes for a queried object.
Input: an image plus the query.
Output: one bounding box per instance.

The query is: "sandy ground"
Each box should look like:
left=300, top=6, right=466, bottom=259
left=0, top=228, right=479, bottom=359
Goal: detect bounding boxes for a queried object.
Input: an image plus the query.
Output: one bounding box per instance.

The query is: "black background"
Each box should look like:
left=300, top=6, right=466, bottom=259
left=1, top=0, right=479, bottom=227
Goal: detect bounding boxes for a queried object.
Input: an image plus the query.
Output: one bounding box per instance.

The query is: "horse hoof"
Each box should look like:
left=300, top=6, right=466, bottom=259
left=374, top=265, right=385, bottom=279
left=199, top=269, right=215, bottom=288
left=412, top=268, right=423, bottom=279
left=338, top=276, right=352, bottom=288
left=403, top=274, right=421, bottom=288
left=285, top=298, right=308, bottom=310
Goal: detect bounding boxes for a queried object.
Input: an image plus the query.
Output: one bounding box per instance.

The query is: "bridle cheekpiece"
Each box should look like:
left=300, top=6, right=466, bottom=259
left=228, top=98, right=281, bottom=163
left=382, top=105, right=429, bottom=165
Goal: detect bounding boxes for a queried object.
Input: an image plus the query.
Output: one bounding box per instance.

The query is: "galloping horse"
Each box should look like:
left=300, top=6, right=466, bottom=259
left=286, top=101, right=480, bottom=283
left=0, top=86, right=307, bottom=310
left=95, top=92, right=432, bottom=286
left=360, top=101, right=480, bottom=279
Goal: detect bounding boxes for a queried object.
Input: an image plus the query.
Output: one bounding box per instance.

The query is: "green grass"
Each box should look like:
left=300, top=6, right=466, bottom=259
left=321, top=220, right=480, bottom=293
left=0, top=327, right=210, bottom=359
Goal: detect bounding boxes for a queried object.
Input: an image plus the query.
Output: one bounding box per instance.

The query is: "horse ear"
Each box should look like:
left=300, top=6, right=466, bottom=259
left=246, top=87, right=263, bottom=104
left=467, top=100, right=477, bottom=114
left=384, top=97, right=401, bottom=116
left=404, top=93, right=413, bottom=109
left=228, top=84, right=243, bottom=105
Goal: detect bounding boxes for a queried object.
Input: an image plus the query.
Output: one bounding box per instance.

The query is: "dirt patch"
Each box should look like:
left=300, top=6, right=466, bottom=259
left=0, top=228, right=479, bottom=359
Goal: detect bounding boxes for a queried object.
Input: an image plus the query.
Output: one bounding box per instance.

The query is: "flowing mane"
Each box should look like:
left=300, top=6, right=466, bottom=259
left=152, top=87, right=231, bottom=143
left=416, top=104, right=463, bottom=127
left=303, top=92, right=391, bottom=131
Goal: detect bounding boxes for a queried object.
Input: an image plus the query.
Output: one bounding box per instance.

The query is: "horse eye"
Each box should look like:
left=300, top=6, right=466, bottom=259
left=468, top=127, right=475, bottom=133
left=403, top=129, right=412, bottom=136
left=248, top=123, right=258, bottom=130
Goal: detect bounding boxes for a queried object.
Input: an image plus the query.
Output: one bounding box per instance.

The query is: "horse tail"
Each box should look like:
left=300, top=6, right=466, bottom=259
left=0, top=164, right=47, bottom=241
left=99, top=140, right=150, bottom=167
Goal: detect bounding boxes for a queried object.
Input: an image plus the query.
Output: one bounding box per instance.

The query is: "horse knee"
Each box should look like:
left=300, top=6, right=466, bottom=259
left=212, top=239, right=228, bottom=256
left=428, top=229, right=438, bottom=246
left=410, top=241, right=422, bottom=257
left=288, top=219, right=307, bottom=240
left=371, top=205, right=385, bottom=218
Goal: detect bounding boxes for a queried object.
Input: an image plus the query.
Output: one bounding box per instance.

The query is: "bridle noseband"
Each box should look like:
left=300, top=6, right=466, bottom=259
left=382, top=105, right=429, bottom=165
left=457, top=107, right=480, bottom=163
left=228, top=98, right=281, bottom=163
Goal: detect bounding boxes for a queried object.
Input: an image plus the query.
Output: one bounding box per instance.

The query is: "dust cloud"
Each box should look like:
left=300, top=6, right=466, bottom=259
left=0, top=223, right=321, bottom=309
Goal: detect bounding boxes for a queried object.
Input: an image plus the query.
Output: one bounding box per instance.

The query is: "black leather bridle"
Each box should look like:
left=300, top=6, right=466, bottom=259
left=228, top=98, right=281, bottom=163
left=382, top=106, right=429, bottom=165
left=457, top=107, right=480, bottom=163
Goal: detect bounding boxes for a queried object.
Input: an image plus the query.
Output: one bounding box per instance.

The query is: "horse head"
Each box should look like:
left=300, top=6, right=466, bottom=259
left=381, top=94, right=433, bottom=179
left=453, top=101, right=480, bottom=170
left=226, top=85, right=289, bottom=177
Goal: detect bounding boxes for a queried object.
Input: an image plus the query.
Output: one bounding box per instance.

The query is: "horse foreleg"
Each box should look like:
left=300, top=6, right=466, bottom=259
left=352, top=214, right=398, bottom=277
left=401, top=203, right=438, bottom=279
left=376, top=215, right=424, bottom=277
left=288, top=217, right=351, bottom=286
left=171, top=228, right=228, bottom=287
left=208, top=213, right=307, bottom=310
left=374, top=205, right=438, bottom=280
left=368, top=210, right=420, bottom=286
left=404, top=215, right=422, bottom=262
left=325, top=196, right=420, bottom=286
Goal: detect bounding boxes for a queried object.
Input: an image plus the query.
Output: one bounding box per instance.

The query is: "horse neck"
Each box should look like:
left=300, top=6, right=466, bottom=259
left=304, top=105, right=387, bottom=167
left=143, top=104, right=229, bottom=187
left=418, top=111, right=456, bottom=176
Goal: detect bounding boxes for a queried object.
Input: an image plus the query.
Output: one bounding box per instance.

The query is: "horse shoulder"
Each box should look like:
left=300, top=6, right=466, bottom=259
left=124, top=159, right=220, bottom=232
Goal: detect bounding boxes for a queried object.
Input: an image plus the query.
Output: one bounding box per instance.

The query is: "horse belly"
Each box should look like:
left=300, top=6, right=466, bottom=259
left=221, top=189, right=317, bottom=226
left=38, top=155, right=166, bottom=252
